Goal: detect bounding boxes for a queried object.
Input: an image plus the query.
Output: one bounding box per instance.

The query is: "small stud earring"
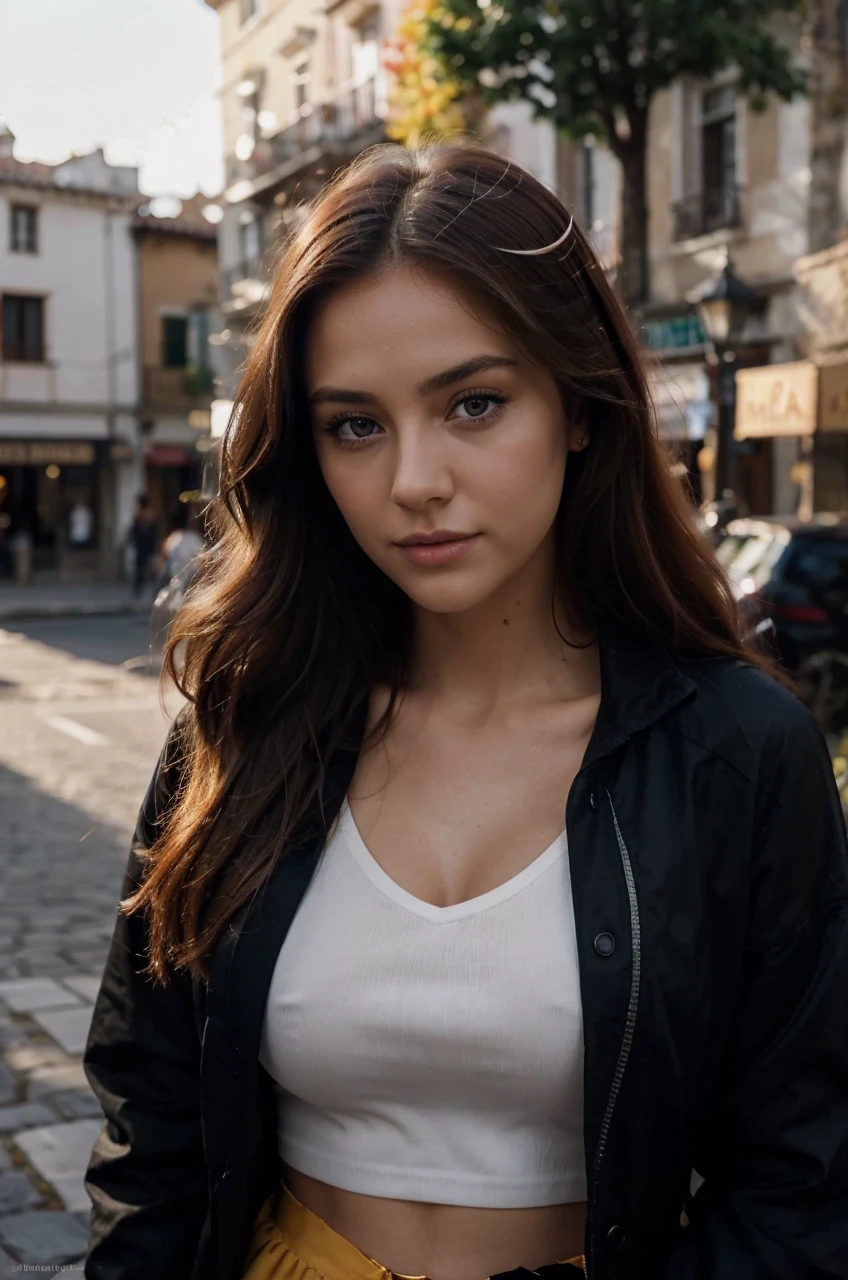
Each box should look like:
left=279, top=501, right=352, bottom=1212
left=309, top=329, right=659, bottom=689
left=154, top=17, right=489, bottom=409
left=576, top=436, right=586, bottom=448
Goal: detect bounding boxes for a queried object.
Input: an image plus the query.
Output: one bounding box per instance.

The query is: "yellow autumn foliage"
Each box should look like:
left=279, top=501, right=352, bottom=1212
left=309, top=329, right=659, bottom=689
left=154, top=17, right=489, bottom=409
left=383, top=0, right=467, bottom=146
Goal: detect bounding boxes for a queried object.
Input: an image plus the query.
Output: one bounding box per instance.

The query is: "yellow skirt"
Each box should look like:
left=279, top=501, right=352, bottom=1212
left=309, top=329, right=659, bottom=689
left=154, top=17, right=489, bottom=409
left=240, top=1180, right=587, bottom=1280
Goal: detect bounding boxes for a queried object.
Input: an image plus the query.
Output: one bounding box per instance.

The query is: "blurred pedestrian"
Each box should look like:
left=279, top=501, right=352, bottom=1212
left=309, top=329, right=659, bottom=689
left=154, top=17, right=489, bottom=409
left=84, top=144, right=848, bottom=1280
left=68, top=498, right=95, bottom=548
left=126, top=494, right=158, bottom=598
left=154, top=504, right=204, bottom=595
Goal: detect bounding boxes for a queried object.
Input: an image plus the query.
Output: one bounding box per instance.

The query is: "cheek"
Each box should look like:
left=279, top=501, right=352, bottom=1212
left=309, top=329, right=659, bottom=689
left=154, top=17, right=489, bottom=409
left=316, top=448, right=381, bottom=540
left=473, top=413, right=568, bottom=523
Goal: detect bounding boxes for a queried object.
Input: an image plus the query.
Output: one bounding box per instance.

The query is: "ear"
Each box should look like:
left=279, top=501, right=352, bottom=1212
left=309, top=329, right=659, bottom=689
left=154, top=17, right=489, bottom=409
left=567, top=419, right=590, bottom=454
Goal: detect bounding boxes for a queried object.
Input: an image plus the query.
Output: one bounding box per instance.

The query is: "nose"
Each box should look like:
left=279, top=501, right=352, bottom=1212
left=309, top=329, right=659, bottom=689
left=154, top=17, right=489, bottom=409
left=390, top=426, right=454, bottom=509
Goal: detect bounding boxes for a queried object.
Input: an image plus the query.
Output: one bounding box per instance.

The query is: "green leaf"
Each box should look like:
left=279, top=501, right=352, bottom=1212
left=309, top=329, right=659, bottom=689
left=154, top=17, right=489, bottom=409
left=420, top=0, right=807, bottom=143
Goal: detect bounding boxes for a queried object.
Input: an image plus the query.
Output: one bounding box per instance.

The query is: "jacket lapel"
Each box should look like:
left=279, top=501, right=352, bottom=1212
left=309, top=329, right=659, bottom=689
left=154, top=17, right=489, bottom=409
left=203, top=708, right=366, bottom=1136
left=583, top=621, right=697, bottom=771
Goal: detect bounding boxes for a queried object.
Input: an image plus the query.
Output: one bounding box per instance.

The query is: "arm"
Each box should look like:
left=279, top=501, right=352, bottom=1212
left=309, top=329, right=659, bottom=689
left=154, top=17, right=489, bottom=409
left=667, top=695, right=848, bottom=1279
left=83, top=720, right=209, bottom=1279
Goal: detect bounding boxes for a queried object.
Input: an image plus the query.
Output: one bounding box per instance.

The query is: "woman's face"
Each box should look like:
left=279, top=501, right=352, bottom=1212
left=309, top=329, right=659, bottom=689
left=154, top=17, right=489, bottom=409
left=306, top=264, right=585, bottom=615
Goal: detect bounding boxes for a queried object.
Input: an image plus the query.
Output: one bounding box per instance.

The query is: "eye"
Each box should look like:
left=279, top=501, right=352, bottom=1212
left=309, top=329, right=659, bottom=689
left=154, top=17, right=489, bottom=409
left=450, top=391, right=508, bottom=422
left=323, top=415, right=382, bottom=448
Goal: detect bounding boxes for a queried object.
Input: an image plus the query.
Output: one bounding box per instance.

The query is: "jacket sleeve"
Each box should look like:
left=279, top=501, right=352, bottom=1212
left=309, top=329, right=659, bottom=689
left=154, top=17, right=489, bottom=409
left=666, top=693, right=848, bottom=1280
left=83, top=719, right=209, bottom=1279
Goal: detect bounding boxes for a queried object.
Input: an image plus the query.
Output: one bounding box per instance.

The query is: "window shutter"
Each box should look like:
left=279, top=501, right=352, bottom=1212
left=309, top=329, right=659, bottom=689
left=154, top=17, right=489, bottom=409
left=162, top=315, right=189, bottom=368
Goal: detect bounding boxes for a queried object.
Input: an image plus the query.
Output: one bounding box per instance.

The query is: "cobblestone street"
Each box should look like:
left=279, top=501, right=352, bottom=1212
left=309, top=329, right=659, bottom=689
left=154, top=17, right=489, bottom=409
left=0, top=616, right=181, bottom=1277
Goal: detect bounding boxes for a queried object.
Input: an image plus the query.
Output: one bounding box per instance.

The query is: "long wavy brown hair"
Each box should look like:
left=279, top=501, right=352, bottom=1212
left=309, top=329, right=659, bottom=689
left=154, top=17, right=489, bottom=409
left=126, top=140, right=765, bottom=985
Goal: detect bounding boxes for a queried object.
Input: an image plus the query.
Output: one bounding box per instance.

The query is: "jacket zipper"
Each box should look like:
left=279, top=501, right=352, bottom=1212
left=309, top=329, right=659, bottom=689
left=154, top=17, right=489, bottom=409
left=587, top=790, right=642, bottom=1276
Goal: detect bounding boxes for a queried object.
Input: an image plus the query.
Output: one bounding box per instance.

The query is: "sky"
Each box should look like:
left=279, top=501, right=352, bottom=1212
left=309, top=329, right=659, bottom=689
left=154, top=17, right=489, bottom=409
left=0, top=0, right=224, bottom=197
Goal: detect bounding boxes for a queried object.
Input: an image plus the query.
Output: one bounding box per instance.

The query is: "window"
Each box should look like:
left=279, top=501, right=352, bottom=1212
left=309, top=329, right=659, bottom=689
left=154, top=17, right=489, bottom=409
left=2, top=295, right=44, bottom=362
left=351, top=14, right=379, bottom=84
left=702, top=85, right=736, bottom=197
left=238, top=73, right=262, bottom=138
left=295, top=70, right=309, bottom=114
left=238, top=213, right=262, bottom=267
left=188, top=308, right=211, bottom=365
left=162, top=315, right=189, bottom=368
left=578, top=142, right=595, bottom=228
left=240, top=0, right=260, bottom=23
left=10, top=205, right=38, bottom=254
left=186, top=309, right=215, bottom=394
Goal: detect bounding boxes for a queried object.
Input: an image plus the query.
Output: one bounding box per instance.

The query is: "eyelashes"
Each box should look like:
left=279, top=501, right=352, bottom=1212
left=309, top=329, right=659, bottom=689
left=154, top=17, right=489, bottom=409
left=322, top=389, right=509, bottom=450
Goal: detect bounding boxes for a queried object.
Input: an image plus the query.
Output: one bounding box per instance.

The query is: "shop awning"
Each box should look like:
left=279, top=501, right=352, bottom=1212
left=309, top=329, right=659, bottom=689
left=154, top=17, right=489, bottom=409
left=734, top=360, right=818, bottom=439
left=145, top=444, right=192, bottom=466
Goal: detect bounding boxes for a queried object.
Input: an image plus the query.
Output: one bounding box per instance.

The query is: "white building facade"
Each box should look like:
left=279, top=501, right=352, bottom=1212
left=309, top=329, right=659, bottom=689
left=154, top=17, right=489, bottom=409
left=0, top=125, right=142, bottom=581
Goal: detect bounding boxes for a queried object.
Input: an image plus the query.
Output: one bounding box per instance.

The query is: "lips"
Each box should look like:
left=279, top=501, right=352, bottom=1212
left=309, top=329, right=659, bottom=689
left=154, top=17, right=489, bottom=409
left=395, top=531, right=476, bottom=546
left=395, top=534, right=481, bottom=567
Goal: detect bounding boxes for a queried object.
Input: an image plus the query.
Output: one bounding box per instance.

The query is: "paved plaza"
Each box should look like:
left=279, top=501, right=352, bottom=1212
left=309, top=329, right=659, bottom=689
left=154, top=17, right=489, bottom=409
left=0, top=615, right=181, bottom=1277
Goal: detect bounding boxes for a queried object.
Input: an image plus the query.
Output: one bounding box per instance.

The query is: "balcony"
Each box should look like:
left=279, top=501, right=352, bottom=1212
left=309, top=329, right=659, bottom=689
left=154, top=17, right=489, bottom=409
left=225, top=75, right=384, bottom=204
left=672, top=184, right=744, bottom=242
left=143, top=365, right=216, bottom=410
left=221, top=254, right=271, bottom=313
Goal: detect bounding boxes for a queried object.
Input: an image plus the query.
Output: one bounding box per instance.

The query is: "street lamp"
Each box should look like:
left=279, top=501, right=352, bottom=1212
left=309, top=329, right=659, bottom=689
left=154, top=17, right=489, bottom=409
left=687, top=258, right=759, bottom=496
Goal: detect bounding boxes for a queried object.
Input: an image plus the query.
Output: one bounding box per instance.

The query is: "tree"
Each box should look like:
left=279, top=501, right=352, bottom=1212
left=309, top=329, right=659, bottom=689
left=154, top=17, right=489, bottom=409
left=384, top=0, right=468, bottom=146
left=423, top=0, right=807, bottom=304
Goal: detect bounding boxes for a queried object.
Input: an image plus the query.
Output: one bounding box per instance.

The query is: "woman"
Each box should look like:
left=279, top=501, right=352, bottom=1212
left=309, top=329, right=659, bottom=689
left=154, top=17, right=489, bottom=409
left=82, top=143, right=848, bottom=1280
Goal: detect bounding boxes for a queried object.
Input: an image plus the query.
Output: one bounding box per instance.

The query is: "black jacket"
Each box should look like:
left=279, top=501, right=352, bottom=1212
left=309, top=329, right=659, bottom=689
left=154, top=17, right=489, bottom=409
left=82, top=632, right=848, bottom=1280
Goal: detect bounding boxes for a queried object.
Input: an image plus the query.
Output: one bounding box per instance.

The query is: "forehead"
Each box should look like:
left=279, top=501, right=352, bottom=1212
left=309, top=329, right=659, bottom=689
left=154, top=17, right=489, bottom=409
left=303, top=264, right=517, bottom=389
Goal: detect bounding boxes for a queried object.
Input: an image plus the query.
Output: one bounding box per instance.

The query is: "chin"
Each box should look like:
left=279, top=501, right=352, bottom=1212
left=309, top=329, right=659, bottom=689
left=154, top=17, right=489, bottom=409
left=391, top=572, right=507, bottom=616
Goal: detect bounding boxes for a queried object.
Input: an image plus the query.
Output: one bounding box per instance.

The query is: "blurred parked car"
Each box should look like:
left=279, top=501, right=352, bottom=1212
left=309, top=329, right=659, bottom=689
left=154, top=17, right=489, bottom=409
left=716, top=515, right=848, bottom=673
left=697, top=489, right=752, bottom=548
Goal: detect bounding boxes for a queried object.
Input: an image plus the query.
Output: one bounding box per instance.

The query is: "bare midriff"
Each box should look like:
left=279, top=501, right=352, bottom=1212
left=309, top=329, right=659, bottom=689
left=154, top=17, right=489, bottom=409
left=283, top=1164, right=588, bottom=1280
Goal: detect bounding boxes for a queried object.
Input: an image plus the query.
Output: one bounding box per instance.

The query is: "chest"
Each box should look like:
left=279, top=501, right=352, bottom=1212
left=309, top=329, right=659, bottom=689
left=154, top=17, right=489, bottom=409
left=348, top=693, right=599, bottom=909
left=261, top=835, right=582, bottom=1107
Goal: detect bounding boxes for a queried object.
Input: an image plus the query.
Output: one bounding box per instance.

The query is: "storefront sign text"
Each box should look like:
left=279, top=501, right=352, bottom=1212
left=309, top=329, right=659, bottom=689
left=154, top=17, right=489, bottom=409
left=734, top=361, right=818, bottom=439
left=0, top=440, right=96, bottom=466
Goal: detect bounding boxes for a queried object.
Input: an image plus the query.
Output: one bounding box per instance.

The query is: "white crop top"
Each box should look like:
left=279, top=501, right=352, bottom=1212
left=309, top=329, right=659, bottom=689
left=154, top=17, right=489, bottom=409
left=258, top=797, right=587, bottom=1208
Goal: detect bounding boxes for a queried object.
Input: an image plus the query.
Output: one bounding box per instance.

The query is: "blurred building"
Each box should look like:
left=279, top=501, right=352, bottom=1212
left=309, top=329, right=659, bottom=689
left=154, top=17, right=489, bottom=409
left=203, top=0, right=402, bottom=397
left=0, top=121, right=141, bottom=580
left=134, top=195, right=223, bottom=535
left=790, top=0, right=848, bottom=515
left=200, top=2, right=848, bottom=522
left=557, top=5, right=848, bottom=518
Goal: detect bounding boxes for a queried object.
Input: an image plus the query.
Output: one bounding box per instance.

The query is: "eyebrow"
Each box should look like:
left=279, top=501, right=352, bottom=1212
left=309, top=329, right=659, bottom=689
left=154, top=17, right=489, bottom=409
left=308, top=354, right=519, bottom=407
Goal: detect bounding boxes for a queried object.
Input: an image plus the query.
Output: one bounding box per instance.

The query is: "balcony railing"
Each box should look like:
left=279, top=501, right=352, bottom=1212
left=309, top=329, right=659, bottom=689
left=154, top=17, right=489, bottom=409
left=226, top=76, right=383, bottom=196
left=672, top=184, right=744, bottom=241
left=222, top=254, right=270, bottom=306
left=271, top=77, right=380, bottom=168
left=143, top=365, right=215, bottom=407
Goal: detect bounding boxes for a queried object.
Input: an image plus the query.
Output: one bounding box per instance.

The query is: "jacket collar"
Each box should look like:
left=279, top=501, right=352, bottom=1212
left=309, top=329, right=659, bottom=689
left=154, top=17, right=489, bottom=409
left=583, top=619, right=697, bottom=771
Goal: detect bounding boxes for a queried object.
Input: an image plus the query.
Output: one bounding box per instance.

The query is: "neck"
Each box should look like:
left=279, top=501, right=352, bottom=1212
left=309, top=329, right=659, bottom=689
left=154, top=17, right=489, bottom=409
left=407, top=540, right=598, bottom=718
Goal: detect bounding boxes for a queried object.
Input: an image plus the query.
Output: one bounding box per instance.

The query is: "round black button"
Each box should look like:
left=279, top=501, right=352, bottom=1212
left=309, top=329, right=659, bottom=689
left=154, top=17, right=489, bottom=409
left=594, top=932, right=616, bottom=957
left=589, top=790, right=597, bottom=811
left=607, top=1224, right=626, bottom=1250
